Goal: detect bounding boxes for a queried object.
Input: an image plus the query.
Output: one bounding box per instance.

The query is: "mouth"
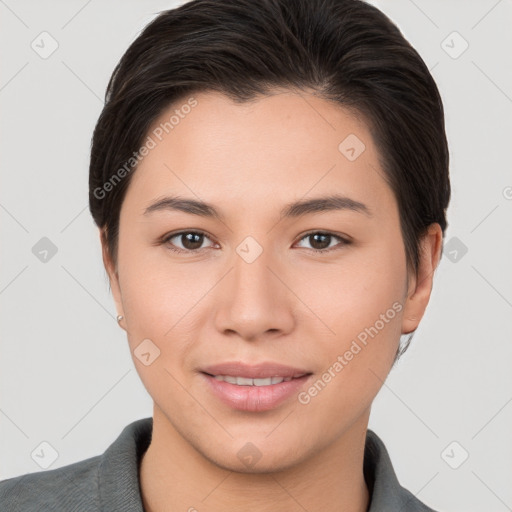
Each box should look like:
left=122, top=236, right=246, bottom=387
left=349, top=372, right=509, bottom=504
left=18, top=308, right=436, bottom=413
left=200, top=362, right=313, bottom=412
left=207, top=374, right=307, bottom=386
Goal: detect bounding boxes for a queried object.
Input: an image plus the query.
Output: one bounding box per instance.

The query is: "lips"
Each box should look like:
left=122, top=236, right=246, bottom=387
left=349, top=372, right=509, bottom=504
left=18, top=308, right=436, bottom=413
left=200, top=362, right=312, bottom=412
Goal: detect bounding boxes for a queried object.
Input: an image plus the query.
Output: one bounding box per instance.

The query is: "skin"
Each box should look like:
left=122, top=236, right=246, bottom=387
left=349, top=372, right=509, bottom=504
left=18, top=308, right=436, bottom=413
left=101, top=89, right=442, bottom=512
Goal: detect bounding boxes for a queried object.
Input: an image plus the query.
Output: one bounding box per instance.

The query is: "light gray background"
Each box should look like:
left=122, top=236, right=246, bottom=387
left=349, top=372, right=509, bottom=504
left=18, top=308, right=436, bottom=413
left=1, top=1, right=511, bottom=511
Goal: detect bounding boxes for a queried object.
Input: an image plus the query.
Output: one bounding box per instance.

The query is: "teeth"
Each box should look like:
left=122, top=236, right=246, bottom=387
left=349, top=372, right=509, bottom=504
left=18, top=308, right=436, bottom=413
left=212, top=375, right=296, bottom=386
left=254, top=378, right=273, bottom=386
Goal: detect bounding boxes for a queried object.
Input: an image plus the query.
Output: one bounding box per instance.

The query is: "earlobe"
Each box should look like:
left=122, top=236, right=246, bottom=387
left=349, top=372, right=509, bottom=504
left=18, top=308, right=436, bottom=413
left=401, top=223, right=443, bottom=335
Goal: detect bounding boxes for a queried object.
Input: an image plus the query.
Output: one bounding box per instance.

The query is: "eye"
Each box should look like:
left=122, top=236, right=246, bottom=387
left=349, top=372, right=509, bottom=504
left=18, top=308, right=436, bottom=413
left=161, top=229, right=351, bottom=255
left=294, top=231, right=351, bottom=253
left=162, top=230, right=216, bottom=253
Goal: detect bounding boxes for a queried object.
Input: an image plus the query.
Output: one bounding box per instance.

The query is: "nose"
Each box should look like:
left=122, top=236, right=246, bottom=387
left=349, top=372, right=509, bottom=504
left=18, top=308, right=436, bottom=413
left=213, top=240, right=296, bottom=342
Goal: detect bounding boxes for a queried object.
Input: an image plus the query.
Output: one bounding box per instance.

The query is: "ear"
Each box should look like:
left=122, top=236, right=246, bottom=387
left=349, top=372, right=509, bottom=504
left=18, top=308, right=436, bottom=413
left=401, top=223, right=443, bottom=335
left=99, top=228, right=125, bottom=330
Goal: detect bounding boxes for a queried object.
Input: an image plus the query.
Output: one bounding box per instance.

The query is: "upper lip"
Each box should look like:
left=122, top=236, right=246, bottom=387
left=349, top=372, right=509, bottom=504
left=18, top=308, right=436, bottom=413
left=201, top=362, right=311, bottom=379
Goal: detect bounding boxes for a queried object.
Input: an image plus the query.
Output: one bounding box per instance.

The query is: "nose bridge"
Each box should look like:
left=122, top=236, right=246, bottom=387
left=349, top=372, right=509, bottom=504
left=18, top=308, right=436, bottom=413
left=231, top=235, right=279, bottom=305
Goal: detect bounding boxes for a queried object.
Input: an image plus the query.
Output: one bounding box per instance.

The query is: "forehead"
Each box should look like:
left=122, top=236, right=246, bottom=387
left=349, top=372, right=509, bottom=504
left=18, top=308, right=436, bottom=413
left=121, top=90, right=393, bottom=220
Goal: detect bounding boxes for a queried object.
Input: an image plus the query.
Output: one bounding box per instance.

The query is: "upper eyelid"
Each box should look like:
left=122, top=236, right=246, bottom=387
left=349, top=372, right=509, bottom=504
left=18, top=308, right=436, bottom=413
left=163, top=229, right=217, bottom=245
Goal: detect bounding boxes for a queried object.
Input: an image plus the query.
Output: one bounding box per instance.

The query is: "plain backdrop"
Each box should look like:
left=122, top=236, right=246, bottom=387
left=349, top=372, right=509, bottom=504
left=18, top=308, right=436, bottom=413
left=1, top=1, right=511, bottom=511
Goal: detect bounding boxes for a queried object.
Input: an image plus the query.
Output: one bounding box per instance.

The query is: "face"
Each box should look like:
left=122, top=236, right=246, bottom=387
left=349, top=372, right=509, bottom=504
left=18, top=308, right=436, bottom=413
left=103, top=89, right=440, bottom=472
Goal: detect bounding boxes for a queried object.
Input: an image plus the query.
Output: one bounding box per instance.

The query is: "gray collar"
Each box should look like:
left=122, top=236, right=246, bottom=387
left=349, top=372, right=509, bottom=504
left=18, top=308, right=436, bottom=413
left=98, top=417, right=437, bottom=512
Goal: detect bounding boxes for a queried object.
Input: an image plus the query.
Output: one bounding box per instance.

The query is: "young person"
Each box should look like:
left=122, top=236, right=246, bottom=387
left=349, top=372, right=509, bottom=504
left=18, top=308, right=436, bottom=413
left=0, top=0, right=450, bottom=510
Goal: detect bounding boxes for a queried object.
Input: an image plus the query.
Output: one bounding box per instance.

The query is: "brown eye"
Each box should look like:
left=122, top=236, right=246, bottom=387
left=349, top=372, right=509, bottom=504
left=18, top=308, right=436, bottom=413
left=163, top=231, right=215, bottom=253
left=308, top=233, right=331, bottom=250
left=295, top=231, right=350, bottom=253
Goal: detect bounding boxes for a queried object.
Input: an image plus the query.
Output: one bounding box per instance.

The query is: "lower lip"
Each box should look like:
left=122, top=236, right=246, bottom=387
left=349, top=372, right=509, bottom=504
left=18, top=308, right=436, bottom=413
left=202, top=373, right=312, bottom=412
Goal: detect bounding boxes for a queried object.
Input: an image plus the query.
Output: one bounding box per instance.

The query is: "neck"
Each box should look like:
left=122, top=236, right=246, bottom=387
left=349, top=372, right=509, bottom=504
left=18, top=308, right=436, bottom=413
left=140, top=406, right=370, bottom=512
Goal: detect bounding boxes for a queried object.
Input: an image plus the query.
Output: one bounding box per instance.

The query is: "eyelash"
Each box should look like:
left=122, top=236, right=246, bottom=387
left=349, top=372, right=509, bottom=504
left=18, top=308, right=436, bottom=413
left=161, top=230, right=351, bottom=255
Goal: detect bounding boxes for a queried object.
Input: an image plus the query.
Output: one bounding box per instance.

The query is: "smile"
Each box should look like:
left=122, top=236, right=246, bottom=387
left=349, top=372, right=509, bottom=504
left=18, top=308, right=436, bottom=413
left=211, top=374, right=307, bottom=386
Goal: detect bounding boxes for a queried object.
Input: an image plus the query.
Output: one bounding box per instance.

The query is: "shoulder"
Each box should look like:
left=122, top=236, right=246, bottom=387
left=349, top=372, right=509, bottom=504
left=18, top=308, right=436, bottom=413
left=396, top=486, right=441, bottom=512
left=365, top=429, right=440, bottom=512
left=0, top=455, right=101, bottom=512
left=0, top=416, right=153, bottom=512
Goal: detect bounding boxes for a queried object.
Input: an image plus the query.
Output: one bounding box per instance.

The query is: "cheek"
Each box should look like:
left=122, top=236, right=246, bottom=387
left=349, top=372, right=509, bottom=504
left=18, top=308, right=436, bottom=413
left=117, top=261, right=200, bottom=413
left=121, top=269, right=203, bottom=362
left=294, top=235, right=406, bottom=406
left=117, top=252, right=227, bottom=403
left=293, top=234, right=407, bottom=347
left=294, top=300, right=403, bottom=439
left=117, top=230, right=204, bottom=333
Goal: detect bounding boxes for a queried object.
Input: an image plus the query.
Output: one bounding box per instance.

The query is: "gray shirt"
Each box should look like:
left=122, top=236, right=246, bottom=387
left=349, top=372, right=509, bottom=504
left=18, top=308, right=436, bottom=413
left=0, top=417, right=438, bottom=511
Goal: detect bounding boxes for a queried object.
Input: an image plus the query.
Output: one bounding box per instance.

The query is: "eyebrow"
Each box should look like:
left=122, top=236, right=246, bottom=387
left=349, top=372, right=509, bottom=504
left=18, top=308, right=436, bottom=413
left=143, top=194, right=372, bottom=220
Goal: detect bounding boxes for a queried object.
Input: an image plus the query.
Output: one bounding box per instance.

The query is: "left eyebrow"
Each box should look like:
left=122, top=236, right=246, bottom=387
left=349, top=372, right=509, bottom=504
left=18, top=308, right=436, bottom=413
left=280, top=194, right=372, bottom=218
left=142, top=193, right=372, bottom=220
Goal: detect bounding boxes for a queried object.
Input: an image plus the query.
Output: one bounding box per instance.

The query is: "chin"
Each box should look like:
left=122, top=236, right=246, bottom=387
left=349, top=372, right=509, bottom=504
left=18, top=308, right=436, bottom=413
left=200, top=439, right=313, bottom=475
left=214, top=453, right=304, bottom=475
